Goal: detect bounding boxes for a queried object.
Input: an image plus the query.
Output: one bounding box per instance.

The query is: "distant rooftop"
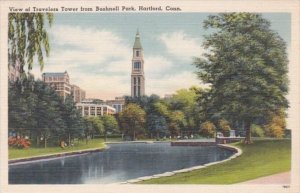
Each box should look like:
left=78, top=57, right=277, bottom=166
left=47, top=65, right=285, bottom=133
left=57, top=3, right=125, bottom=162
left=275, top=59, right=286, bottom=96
left=42, top=71, right=68, bottom=77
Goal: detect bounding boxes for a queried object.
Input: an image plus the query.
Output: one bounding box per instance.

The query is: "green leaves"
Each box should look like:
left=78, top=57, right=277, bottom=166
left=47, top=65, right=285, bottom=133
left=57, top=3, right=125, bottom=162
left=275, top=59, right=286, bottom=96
left=119, top=103, right=146, bottom=140
left=194, top=13, right=289, bottom=138
left=8, top=13, right=53, bottom=79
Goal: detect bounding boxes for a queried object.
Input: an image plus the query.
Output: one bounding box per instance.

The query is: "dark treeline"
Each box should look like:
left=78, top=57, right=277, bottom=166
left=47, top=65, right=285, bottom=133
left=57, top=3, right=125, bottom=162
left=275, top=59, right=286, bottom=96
left=8, top=76, right=120, bottom=148
left=9, top=76, right=287, bottom=149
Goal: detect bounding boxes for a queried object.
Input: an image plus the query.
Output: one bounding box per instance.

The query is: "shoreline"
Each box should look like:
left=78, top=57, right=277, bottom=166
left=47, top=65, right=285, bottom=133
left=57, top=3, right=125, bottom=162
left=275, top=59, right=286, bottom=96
left=9, top=140, right=239, bottom=166
left=9, top=147, right=106, bottom=165
left=123, top=144, right=242, bottom=184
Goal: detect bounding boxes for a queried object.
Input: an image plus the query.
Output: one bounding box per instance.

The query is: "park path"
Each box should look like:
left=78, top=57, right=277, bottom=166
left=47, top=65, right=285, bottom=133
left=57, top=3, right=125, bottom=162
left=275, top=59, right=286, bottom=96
left=240, top=171, right=290, bottom=184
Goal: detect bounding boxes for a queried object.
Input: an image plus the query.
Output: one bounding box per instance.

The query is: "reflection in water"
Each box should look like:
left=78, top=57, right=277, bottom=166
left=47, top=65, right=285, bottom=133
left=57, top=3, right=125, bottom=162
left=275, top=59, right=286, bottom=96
left=9, top=142, right=234, bottom=184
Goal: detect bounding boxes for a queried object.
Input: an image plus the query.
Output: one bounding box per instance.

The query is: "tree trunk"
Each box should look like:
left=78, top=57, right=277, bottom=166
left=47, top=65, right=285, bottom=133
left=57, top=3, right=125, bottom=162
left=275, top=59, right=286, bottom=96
left=36, top=135, right=40, bottom=147
left=44, top=137, right=47, bottom=148
left=105, top=133, right=107, bottom=142
left=133, top=131, right=136, bottom=141
left=68, top=132, right=71, bottom=146
left=243, top=121, right=252, bottom=144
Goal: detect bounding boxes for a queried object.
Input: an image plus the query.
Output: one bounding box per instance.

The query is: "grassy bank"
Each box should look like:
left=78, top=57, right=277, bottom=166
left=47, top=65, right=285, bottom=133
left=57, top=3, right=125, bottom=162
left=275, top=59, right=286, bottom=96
left=9, top=138, right=110, bottom=160
left=139, top=139, right=291, bottom=184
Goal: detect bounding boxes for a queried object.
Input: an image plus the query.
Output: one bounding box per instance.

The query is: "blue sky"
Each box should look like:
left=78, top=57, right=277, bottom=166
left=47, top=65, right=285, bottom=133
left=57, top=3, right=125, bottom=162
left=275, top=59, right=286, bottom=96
left=32, top=13, right=291, bottom=100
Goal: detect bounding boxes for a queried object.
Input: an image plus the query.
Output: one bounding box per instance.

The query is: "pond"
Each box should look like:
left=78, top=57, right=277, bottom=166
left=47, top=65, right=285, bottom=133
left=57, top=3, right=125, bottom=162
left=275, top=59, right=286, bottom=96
left=9, top=142, right=234, bottom=184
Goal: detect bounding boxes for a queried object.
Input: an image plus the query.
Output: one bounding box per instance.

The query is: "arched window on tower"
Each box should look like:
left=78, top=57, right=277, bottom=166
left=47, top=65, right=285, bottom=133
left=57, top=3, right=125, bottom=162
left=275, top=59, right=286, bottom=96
left=136, top=50, right=140, bottom=57
left=134, top=62, right=141, bottom=70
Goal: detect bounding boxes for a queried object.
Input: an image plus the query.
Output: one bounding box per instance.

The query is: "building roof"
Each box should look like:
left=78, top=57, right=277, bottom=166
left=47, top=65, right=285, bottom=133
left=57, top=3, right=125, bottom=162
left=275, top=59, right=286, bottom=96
left=133, top=30, right=143, bottom=49
left=42, top=71, right=68, bottom=77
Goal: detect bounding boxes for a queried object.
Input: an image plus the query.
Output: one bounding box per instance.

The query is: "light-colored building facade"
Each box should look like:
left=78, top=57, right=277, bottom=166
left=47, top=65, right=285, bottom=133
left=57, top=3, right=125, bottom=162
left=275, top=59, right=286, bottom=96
left=131, top=30, right=145, bottom=97
left=71, top=84, right=86, bottom=103
left=42, top=71, right=71, bottom=101
left=76, top=103, right=116, bottom=117
left=106, top=96, right=125, bottom=113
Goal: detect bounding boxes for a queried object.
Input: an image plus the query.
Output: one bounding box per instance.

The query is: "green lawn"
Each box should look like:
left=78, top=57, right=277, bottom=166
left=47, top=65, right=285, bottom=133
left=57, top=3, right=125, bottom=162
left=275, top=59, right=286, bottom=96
left=9, top=138, right=109, bottom=160
left=138, top=139, right=291, bottom=184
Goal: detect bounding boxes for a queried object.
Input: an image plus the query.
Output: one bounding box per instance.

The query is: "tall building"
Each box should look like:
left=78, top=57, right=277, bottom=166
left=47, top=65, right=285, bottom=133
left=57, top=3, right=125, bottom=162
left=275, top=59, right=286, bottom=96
left=71, top=84, right=86, bottom=103
left=42, top=71, right=71, bottom=101
left=131, top=30, right=145, bottom=97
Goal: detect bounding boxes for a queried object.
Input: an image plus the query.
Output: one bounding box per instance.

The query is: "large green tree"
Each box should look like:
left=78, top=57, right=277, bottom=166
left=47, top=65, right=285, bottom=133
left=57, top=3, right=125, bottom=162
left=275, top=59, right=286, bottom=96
left=101, top=115, right=119, bottom=141
left=83, top=117, right=104, bottom=143
left=62, top=96, right=84, bottom=145
left=194, top=13, right=289, bottom=143
left=8, top=13, right=53, bottom=79
left=119, top=103, right=146, bottom=140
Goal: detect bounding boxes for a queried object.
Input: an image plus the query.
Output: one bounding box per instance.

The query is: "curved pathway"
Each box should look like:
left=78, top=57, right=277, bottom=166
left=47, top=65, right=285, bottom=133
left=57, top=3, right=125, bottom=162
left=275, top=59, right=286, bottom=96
left=240, top=171, right=290, bottom=184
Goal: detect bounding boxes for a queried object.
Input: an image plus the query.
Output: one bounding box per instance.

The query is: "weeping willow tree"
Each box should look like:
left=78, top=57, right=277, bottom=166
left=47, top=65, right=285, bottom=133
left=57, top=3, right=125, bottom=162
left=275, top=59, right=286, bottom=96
left=8, top=13, right=53, bottom=80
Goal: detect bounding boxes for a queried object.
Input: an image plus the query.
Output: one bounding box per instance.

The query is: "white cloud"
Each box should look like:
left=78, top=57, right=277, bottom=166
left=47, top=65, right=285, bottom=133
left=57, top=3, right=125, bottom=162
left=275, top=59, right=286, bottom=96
left=30, top=26, right=206, bottom=100
left=144, top=56, right=174, bottom=74
left=159, top=31, right=204, bottom=61
left=31, top=25, right=132, bottom=100
left=146, top=71, right=207, bottom=97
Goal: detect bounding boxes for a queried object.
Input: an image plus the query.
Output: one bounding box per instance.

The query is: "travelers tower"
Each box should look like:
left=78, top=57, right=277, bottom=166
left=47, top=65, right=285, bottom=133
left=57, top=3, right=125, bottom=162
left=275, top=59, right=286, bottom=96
left=131, top=30, right=145, bottom=97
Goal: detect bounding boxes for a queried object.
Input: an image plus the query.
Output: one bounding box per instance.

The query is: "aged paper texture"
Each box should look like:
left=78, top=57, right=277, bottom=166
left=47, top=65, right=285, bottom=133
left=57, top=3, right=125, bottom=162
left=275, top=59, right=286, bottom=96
left=1, top=1, right=299, bottom=193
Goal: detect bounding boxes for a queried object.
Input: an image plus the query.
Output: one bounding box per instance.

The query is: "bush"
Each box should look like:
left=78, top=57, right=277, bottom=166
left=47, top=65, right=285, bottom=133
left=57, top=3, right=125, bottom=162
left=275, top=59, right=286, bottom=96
left=250, top=124, right=265, bottom=137
left=218, top=119, right=231, bottom=137
left=200, top=121, right=216, bottom=138
left=264, top=111, right=286, bottom=138
left=8, top=137, right=31, bottom=149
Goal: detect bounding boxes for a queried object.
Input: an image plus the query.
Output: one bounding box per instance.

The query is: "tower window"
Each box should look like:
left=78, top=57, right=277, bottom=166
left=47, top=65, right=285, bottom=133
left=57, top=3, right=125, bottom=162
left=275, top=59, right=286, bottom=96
left=134, top=77, right=136, bottom=85
left=136, top=51, right=140, bottom=57
left=134, top=62, right=141, bottom=69
left=138, top=77, right=140, bottom=85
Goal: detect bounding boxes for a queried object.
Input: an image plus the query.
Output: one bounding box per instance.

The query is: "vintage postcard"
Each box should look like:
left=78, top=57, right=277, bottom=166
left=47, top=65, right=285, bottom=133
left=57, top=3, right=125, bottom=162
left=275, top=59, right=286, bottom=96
left=0, top=1, right=299, bottom=193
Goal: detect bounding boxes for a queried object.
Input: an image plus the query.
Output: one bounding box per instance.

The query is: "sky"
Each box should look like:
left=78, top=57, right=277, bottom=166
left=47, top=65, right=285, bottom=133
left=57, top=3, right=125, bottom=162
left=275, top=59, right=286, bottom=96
left=31, top=13, right=291, bottom=100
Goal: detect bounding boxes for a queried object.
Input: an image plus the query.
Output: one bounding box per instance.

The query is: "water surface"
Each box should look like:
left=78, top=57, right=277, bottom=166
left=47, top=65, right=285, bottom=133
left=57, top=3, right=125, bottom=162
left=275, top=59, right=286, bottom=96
left=9, top=142, right=234, bottom=184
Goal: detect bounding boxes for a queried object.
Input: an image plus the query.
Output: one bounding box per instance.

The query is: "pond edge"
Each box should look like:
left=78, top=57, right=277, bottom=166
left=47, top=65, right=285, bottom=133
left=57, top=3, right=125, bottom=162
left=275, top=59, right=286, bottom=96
left=8, top=146, right=107, bottom=165
left=121, top=144, right=243, bottom=184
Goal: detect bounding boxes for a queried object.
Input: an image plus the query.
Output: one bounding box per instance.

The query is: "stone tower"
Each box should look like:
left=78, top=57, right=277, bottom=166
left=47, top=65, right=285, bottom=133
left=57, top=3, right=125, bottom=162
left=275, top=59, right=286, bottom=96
left=131, top=30, right=145, bottom=97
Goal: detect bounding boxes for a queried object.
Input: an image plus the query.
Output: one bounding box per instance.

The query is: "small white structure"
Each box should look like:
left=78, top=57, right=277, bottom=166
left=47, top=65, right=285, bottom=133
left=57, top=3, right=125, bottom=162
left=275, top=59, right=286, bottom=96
left=216, top=132, right=224, bottom=138
left=230, top=130, right=236, bottom=137
left=76, top=103, right=116, bottom=117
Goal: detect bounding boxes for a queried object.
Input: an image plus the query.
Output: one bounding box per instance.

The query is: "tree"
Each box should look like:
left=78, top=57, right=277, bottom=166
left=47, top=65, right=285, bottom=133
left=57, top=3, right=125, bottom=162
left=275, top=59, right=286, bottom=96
left=101, top=115, right=119, bottom=141
left=118, top=103, right=146, bottom=140
left=264, top=110, right=286, bottom=138
left=8, top=13, right=53, bottom=79
left=147, top=114, right=169, bottom=139
left=218, top=119, right=231, bottom=137
left=194, top=13, right=289, bottom=144
left=200, top=121, right=216, bottom=138
left=83, top=117, right=104, bottom=144
left=33, top=80, right=65, bottom=148
left=62, top=96, right=84, bottom=145
left=170, top=87, right=203, bottom=135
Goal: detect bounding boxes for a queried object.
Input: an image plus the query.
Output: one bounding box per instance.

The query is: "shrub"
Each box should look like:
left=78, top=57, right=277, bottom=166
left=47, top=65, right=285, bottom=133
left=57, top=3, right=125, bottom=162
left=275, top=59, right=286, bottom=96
left=8, top=137, right=31, bottom=149
left=264, top=111, right=286, bottom=138
left=250, top=124, right=265, bottom=137
left=218, top=119, right=231, bottom=137
left=200, top=121, right=216, bottom=138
